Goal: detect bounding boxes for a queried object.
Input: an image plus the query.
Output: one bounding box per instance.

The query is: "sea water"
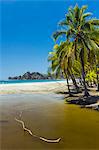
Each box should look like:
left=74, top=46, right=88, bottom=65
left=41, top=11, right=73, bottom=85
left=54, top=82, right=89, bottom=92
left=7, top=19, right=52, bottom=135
left=0, top=79, right=63, bottom=84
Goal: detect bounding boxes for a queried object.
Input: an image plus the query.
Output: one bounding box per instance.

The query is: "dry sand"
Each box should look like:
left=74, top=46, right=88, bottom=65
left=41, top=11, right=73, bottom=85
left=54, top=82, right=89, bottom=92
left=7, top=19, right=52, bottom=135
left=0, top=81, right=68, bottom=94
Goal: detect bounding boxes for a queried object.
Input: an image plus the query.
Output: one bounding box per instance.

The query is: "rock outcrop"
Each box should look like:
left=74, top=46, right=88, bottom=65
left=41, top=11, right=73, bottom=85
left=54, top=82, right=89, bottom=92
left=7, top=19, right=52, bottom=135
left=8, top=72, right=52, bottom=80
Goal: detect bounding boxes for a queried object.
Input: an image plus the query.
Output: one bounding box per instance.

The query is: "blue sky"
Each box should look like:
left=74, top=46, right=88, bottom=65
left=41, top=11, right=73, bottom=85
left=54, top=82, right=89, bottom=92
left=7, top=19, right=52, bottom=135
left=1, top=0, right=99, bottom=80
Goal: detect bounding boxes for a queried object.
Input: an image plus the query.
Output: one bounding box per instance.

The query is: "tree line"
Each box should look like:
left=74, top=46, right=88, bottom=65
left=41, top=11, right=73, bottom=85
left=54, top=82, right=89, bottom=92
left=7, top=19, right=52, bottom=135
left=48, top=5, right=99, bottom=97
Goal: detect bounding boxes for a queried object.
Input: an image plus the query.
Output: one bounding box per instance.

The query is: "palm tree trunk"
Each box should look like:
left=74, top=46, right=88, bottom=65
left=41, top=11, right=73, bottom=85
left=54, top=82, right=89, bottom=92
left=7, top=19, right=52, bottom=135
left=79, top=77, right=83, bottom=86
left=96, top=66, right=99, bottom=91
left=97, top=74, right=99, bottom=91
left=69, top=69, right=80, bottom=93
left=66, top=77, right=72, bottom=96
left=80, top=48, right=90, bottom=97
left=64, top=72, right=72, bottom=96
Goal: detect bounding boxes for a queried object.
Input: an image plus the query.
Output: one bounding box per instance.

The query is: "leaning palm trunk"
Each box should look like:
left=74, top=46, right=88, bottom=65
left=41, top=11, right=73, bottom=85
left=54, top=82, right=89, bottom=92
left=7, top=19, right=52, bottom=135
left=97, top=74, right=99, bottom=91
left=63, top=71, right=72, bottom=96
left=69, top=69, right=80, bottom=93
left=79, top=77, right=83, bottom=86
left=66, top=78, right=72, bottom=96
left=96, top=66, right=99, bottom=91
left=80, top=49, right=90, bottom=97
left=65, top=72, right=72, bottom=96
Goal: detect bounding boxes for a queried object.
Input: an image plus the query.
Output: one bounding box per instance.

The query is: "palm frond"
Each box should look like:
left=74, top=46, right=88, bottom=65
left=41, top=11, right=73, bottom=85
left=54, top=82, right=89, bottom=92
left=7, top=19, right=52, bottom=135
left=82, top=12, right=92, bottom=19
left=74, top=4, right=80, bottom=22
left=59, top=19, right=68, bottom=26
left=88, top=19, right=99, bottom=25
left=80, top=5, right=88, bottom=14
left=52, top=31, right=67, bottom=41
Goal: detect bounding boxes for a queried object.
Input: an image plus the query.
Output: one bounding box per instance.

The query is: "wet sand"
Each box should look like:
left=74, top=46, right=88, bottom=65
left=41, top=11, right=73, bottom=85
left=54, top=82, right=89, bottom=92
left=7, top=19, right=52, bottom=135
left=0, top=93, right=99, bottom=150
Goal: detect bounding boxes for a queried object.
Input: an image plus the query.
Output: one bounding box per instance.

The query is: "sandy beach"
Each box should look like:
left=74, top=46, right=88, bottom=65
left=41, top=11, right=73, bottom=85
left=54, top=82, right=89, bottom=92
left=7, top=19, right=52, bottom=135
left=0, top=81, right=99, bottom=150
left=0, top=81, right=69, bottom=94
left=0, top=92, right=99, bottom=150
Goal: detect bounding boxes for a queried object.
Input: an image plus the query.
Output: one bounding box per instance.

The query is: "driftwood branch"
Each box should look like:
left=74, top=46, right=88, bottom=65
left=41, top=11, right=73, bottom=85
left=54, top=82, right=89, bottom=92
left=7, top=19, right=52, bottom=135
left=15, top=112, right=61, bottom=143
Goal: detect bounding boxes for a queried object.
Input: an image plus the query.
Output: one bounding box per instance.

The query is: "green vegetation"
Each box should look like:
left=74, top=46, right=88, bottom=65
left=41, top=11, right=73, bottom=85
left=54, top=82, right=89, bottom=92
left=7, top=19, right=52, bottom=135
left=48, top=5, right=99, bottom=97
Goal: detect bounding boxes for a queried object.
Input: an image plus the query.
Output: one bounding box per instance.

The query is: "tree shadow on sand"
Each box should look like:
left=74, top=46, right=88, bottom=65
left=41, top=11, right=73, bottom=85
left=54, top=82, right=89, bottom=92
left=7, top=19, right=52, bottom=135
left=66, top=95, right=99, bottom=111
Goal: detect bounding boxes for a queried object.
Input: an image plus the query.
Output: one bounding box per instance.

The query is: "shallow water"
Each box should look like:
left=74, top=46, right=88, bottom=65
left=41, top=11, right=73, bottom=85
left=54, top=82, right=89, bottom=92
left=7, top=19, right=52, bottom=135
left=0, top=93, right=99, bottom=150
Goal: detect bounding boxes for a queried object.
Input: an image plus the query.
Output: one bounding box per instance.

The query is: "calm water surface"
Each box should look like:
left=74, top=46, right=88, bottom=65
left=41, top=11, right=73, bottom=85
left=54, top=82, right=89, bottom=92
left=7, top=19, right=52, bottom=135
left=0, top=79, right=63, bottom=84
left=0, top=94, right=99, bottom=150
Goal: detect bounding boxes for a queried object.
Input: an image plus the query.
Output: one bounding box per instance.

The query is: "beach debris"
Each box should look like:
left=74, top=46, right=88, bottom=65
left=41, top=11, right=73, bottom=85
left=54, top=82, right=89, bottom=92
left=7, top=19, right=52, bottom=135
left=15, top=112, right=61, bottom=143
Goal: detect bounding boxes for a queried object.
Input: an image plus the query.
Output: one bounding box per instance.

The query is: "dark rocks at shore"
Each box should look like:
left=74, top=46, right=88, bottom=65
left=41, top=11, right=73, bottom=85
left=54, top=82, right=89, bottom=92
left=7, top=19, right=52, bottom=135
left=8, top=72, right=53, bottom=80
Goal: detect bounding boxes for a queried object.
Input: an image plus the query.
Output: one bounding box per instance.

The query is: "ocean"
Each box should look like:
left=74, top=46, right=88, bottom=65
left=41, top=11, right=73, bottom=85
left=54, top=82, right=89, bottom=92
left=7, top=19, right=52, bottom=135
left=0, top=79, right=63, bottom=84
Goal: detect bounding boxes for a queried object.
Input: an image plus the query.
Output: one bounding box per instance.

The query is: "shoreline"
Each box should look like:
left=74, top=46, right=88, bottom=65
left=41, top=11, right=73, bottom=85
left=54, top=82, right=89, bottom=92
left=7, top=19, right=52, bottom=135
left=1, top=80, right=98, bottom=110
left=0, top=81, right=69, bottom=94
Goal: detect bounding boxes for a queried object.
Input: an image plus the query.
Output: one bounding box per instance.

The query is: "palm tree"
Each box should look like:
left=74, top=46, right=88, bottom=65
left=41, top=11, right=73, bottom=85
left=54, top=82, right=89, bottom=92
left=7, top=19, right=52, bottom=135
left=56, top=41, right=80, bottom=93
left=85, top=70, right=97, bottom=87
left=53, top=5, right=99, bottom=97
left=48, top=43, right=72, bottom=96
left=48, top=41, right=80, bottom=95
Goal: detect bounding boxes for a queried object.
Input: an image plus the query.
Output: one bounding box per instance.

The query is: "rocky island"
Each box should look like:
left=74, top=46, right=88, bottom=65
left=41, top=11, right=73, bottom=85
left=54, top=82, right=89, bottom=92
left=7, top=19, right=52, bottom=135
left=8, top=72, right=52, bottom=80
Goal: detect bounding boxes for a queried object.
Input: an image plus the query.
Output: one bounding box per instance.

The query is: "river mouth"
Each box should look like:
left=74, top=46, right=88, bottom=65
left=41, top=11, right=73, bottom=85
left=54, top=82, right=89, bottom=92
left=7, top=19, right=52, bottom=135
left=0, top=93, right=99, bottom=150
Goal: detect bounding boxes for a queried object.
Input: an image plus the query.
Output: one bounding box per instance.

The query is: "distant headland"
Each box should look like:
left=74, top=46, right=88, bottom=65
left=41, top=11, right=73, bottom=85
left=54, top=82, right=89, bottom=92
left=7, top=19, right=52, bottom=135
left=8, top=72, right=52, bottom=80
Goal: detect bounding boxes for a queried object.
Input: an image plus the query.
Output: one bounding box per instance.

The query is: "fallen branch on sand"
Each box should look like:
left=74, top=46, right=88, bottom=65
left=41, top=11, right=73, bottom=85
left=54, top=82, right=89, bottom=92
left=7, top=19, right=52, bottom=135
left=15, top=112, right=61, bottom=143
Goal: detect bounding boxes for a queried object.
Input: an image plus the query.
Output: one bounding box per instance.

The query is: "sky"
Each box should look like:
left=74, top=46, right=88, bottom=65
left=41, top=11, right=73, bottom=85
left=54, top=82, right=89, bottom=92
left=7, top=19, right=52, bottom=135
left=0, top=0, right=99, bottom=80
